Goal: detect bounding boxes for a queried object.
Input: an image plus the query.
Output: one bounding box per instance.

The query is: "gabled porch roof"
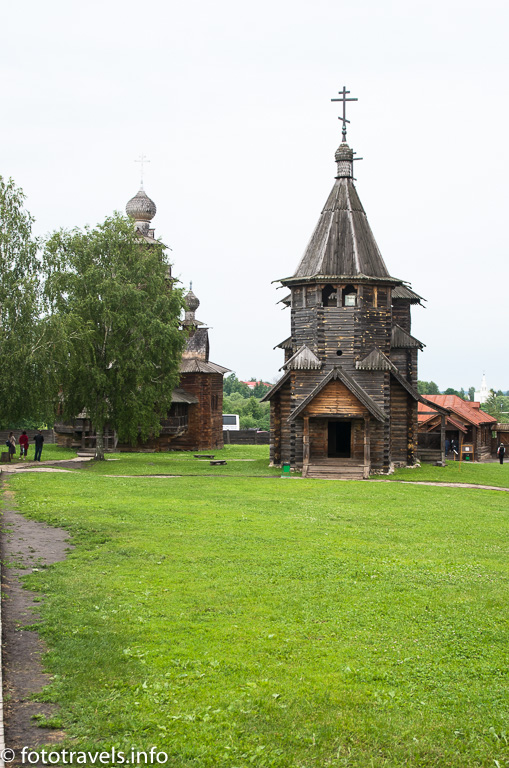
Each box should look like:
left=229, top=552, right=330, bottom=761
left=288, top=367, right=386, bottom=423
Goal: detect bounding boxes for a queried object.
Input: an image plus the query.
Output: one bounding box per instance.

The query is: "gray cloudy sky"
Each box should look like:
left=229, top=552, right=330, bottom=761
left=3, top=0, right=508, bottom=391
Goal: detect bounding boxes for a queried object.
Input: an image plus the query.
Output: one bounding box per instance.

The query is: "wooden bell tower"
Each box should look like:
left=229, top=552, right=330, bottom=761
left=263, top=89, right=425, bottom=478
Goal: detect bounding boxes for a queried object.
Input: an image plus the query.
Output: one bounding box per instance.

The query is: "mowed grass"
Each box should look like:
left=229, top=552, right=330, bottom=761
left=83, top=444, right=282, bottom=477
left=387, top=458, right=509, bottom=488
left=6, top=454, right=509, bottom=767
left=6, top=443, right=78, bottom=463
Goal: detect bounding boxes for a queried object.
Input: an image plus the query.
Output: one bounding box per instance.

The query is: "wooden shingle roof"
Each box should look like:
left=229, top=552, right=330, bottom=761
left=391, top=324, right=425, bottom=349
left=180, top=359, right=230, bottom=375
left=392, top=285, right=425, bottom=304
left=356, top=348, right=396, bottom=372
left=171, top=388, right=199, bottom=404
left=280, top=173, right=400, bottom=284
left=274, top=336, right=293, bottom=351
left=282, top=345, right=322, bottom=371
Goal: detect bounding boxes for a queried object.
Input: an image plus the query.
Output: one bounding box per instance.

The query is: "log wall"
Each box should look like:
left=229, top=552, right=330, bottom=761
left=170, top=372, right=224, bottom=450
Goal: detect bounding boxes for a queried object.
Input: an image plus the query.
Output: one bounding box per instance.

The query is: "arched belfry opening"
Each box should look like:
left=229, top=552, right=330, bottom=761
left=342, top=284, right=357, bottom=307
left=322, top=284, right=337, bottom=307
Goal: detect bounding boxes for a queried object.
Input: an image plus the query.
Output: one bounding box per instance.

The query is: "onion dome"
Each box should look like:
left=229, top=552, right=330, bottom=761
left=335, top=142, right=354, bottom=179
left=183, top=287, right=203, bottom=328
left=184, top=289, right=200, bottom=312
left=126, top=188, right=156, bottom=235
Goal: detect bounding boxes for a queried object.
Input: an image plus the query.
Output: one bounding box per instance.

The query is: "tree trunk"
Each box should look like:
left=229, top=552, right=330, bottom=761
left=95, top=429, right=105, bottom=461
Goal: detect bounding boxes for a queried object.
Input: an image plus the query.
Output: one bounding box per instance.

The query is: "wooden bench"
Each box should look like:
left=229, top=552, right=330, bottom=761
left=194, top=454, right=215, bottom=459
left=210, top=460, right=227, bottom=466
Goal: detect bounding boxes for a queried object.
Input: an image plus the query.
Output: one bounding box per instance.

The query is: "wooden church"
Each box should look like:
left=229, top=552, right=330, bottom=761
left=54, top=185, right=229, bottom=453
left=263, top=89, right=425, bottom=478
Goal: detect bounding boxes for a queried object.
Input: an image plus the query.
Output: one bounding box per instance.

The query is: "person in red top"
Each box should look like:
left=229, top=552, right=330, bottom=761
left=19, top=431, right=29, bottom=460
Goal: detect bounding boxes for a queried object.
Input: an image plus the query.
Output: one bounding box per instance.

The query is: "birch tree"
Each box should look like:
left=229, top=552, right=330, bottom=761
left=44, top=214, right=185, bottom=459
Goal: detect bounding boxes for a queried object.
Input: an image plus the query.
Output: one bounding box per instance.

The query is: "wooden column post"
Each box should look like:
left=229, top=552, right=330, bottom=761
left=363, top=415, right=371, bottom=479
left=303, top=415, right=310, bottom=470
left=440, top=413, right=446, bottom=465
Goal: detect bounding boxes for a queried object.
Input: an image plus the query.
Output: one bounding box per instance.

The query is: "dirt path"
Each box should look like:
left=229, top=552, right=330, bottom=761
left=1, top=485, right=70, bottom=763
left=371, top=479, right=509, bottom=492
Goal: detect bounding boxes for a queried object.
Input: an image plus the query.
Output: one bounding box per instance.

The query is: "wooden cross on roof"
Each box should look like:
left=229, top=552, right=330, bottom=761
left=331, top=86, right=358, bottom=142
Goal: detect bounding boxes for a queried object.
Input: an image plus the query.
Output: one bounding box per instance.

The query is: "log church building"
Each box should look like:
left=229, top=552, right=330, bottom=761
left=263, top=89, right=426, bottom=478
left=55, top=184, right=229, bottom=452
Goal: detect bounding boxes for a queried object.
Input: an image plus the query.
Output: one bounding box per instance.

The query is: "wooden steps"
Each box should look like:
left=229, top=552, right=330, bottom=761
left=303, top=460, right=365, bottom=480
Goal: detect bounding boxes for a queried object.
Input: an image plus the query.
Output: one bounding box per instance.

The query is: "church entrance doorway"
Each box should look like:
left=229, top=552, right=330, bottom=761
left=328, top=421, right=351, bottom=458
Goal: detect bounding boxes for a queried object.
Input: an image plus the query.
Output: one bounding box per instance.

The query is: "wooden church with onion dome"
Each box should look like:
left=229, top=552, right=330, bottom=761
left=262, top=88, right=426, bottom=479
left=121, top=185, right=230, bottom=451
left=54, top=180, right=229, bottom=453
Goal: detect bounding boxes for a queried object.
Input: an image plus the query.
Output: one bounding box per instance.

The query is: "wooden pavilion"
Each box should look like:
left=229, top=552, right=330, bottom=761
left=263, top=90, right=426, bottom=478
left=418, top=395, right=497, bottom=462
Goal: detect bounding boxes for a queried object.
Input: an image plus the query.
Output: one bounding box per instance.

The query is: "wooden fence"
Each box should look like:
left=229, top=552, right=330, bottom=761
left=0, top=429, right=55, bottom=445
left=223, top=430, right=270, bottom=445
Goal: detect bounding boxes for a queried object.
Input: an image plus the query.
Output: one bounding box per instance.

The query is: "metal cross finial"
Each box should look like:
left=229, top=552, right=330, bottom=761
left=135, top=153, right=150, bottom=189
left=331, top=86, right=358, bottom=142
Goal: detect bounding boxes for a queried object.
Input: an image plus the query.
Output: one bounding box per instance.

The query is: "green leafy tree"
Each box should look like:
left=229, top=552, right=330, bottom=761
left=468, top=386, right=475, bottom=401
left=482, top=390, right=502, bottom=421
left=44, top=214, right=185, bottom=459
left=223, top=392, right=270, bottom=430
left=0, top=176, right=56, bottom=428
left=444, top=387, right=459, bottom=396
left=417, top=380, right=440, bottom=395
left=252, top=381, right=271, bottom=398
left=223, top=373, right=252, bottom=398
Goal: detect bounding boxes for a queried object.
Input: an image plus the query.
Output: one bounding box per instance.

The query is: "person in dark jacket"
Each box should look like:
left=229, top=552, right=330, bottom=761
left=34, top=430, right=44, bottom=461
left=497, top=444, right=506, bottom=465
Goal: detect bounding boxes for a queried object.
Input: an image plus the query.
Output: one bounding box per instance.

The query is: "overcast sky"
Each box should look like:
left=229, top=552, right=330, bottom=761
left=3, top=0, right=508, bottom=391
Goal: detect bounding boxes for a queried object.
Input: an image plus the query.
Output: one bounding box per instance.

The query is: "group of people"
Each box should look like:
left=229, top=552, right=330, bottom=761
left=5, top=430, right=45, bottom=462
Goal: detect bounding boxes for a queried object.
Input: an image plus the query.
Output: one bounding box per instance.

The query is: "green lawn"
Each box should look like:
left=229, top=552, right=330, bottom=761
left=83, top=444, right=282, bottom=477
left=6, top=444, right=79, bottom=463
left=387, top=459, right=509, bottom=488
left=5, top=452, right=509, bottom=767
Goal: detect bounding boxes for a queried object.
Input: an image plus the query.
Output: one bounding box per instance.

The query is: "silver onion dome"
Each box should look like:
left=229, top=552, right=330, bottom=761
left=126, top=188, right=157, bottom=222
left=184, top=290, right=200, bottom=312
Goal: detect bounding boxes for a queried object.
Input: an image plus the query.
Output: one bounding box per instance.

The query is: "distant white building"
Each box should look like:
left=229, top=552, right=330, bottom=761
left=474, top=374, right=490, bottom=404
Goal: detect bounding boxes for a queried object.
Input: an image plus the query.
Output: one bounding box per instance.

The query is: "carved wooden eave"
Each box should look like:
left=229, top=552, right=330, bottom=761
left=274, top=337, right=293, bottom=351
left=356, top=347, right=396, bottom=372
left=391, top=324, right=425, bottom=349
left=277, top=294, right=292, bottom=307
left=392, top=284, right=426, bottom=305
left=180, top=359, right=230, bottom=375
left=275, top=273, right=402, bottom=288
left=281, top=345, right=322, bottom=372
left=288, top=367, right=386, bottom=423
left=259, top=371, right=291, bottom=402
